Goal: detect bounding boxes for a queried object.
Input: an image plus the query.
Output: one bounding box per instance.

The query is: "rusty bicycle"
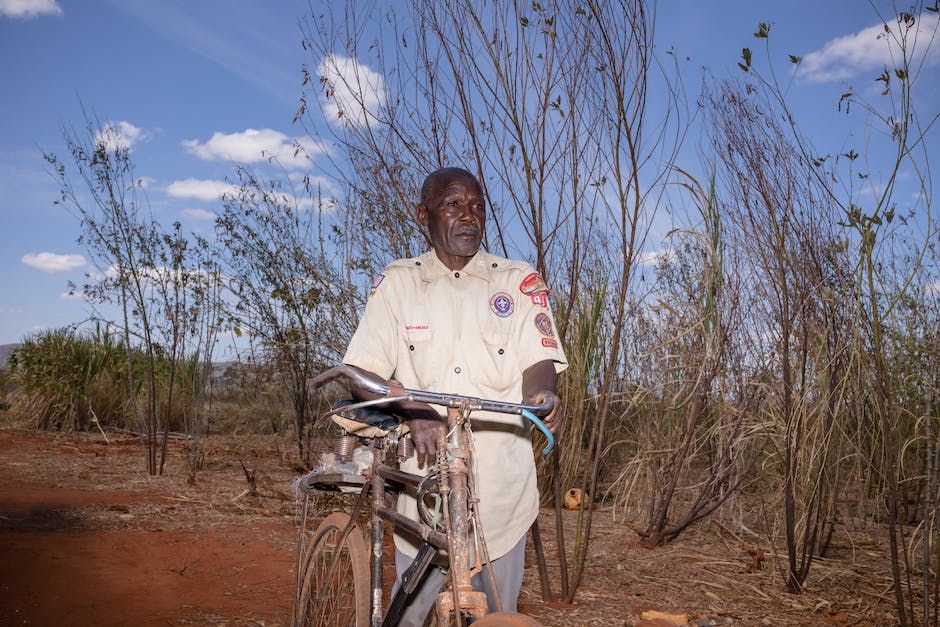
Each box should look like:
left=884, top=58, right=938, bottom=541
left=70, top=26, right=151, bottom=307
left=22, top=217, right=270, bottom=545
left=293, top=364, right=555, bottom=627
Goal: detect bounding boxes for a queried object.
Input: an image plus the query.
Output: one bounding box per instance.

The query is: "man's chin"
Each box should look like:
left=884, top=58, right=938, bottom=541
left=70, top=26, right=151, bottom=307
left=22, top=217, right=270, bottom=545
left=448, top=241, right=481, bottom=257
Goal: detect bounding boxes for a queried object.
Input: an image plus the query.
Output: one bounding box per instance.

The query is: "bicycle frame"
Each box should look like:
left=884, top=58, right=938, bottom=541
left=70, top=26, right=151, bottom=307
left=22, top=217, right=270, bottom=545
left=297, top=365, right=553, bottom=627
left=369, top=403, right=488, bottom=627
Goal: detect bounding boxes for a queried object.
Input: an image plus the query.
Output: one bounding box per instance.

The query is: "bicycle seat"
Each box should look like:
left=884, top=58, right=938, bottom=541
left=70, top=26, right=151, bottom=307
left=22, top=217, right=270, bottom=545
left=330, top=398, right=407, bottom=438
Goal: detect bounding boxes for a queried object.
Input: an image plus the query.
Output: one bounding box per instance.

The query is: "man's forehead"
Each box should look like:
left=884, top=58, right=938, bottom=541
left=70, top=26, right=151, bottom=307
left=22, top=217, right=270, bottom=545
left=423, top=168, right=481, bottom=198
left=437, top=177, right=482, bottom=195
left=425, top=174, right=482, bottom=203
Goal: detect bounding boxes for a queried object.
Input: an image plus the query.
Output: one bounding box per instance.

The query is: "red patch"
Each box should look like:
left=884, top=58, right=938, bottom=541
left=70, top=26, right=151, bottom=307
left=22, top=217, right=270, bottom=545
left=519, top=272, right=550, bottom=296
left=531, top=293, right=548, bottom=307
left=541, top=338, right=558, bottom=348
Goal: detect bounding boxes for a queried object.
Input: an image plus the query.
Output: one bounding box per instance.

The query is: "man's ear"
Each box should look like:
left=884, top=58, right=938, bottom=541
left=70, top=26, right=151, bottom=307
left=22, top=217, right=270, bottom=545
left=415, top=203, right=428, bottom=226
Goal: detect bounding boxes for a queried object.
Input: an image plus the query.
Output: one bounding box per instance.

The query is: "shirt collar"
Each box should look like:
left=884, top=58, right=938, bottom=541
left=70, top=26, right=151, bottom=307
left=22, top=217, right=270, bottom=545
left=419, top=249, right=495, bottom=282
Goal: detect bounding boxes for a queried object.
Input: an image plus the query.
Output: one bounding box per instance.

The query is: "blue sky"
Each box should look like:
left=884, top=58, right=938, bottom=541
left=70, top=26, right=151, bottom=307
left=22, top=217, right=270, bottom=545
left=0, top=0, right=937, bottom=347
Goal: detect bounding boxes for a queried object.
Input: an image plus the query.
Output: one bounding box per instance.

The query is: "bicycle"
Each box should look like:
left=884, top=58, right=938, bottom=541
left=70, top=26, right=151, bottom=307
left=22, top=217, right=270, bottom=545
left=293, top=364, right=556, bottom=627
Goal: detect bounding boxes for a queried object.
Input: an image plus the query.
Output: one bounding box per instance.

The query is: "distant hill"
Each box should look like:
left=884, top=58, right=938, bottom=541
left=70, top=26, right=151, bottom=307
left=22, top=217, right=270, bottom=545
left=0, top=344, right=20, bottom=369
left=0, top=346, right=242, bottom=377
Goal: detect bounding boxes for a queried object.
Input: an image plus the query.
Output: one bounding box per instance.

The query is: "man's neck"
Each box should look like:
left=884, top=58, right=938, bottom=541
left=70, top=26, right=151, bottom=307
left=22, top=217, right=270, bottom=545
left=433, top=248, right=476, bottom=271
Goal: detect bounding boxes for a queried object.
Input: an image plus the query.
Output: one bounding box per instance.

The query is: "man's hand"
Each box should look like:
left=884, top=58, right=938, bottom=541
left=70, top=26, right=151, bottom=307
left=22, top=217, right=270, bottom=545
left=390, top=378, right=445, bottom=466
left=347, top=370, right=444, bottom=466
left=390, top=379, right=444, bottom=467
left=408, top=416, right=446, bottom=467
left=522, top=360, right=563, bottom=434
left=526, top=390, right=564, bottom=434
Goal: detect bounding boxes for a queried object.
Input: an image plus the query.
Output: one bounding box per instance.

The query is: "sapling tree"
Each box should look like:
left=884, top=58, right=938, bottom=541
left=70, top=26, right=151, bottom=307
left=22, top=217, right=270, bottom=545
left=215, top=167, right=357, bottom=462
left=731, top=4, right=937, bottom=619
left=46, top=116, right=224, bottom=475
left=299, top=0, right=686, bottom=602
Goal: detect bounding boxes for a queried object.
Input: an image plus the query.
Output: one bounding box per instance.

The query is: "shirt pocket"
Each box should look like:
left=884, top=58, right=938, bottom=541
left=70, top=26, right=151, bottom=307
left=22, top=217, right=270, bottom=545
left=403, top=326, right=440, bottom=390
left=478, top=327, right=513, bottom=394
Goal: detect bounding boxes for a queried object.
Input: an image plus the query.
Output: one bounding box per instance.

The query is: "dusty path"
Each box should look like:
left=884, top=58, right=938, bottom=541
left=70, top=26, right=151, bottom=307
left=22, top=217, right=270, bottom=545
left=0, top=430, right=296, bottom=626
left=0, top=428, right=901, bottom=626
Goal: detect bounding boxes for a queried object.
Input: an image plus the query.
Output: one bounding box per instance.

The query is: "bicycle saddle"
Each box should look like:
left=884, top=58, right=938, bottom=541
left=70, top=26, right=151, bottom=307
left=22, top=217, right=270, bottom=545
left=332, top=398, right=399, bottom=430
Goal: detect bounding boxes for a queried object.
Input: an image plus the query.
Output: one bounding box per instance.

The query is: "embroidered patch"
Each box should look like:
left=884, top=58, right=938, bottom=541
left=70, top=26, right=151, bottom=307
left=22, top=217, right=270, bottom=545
left=541, top=337, right=559, bottom=348
left=369, top=274, right=385, bottom=296
left=490, top=292, right=514, bottom=317
left=534, top=312, right=554, bottom=337
left=531, top=293, right=549, bottom=307
left=519, top=272, right=550, bottom=296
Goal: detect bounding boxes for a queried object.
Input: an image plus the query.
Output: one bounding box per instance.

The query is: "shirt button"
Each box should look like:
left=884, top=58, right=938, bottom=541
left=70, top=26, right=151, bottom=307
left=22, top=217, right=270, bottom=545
left=498, top=348, right=504, bottom=355
left=409, top=345, right=415, bottom=351
left=454, top=367, right=461, bottom=374
left=454, top=272, right=460, bottom=278
left=415, top=261, right=421, bottom=266
left=492, top=263, right=497, bottom=268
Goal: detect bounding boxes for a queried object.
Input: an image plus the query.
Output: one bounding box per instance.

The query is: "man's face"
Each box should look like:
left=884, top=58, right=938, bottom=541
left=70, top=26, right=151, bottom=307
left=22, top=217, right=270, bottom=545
left=417, top=173, right=486, bottom=270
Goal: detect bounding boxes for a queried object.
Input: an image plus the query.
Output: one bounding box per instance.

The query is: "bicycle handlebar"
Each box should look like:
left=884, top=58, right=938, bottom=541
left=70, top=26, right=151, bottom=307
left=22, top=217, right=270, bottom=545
left=310, top=364, right=556, bottom=455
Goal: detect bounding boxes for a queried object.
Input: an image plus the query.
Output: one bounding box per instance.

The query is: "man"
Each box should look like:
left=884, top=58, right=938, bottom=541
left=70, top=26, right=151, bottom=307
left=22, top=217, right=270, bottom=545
left=342, top=166, right=567, bottom=625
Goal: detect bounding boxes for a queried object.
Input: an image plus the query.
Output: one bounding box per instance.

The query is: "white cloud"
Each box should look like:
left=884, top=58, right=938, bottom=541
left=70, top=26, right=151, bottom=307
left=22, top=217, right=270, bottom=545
left=800, top=12, right=940, bottom=83
left=636, top=248, right=676, bottom=266
left=168, top=180, right=327, bottom=212
left=927, top=279, right=940, bottom=295
left=93, top=121, right=148, bottom=152
left=21, top=252, right=86, bottom=273
left=182, top=129, right=326, bottom=169
left=59, top=291, right=85, bottom=301
left=0, top=0, right=62, bottom=18
left=0, top=307, right=24, bottom=314
left=102, top=263, right=216, bottom=289
left=318, top=54, right=386, bottom=127
left=181, top=207, right=217, bottom=221
left=165, top=178, right=237, bottom=202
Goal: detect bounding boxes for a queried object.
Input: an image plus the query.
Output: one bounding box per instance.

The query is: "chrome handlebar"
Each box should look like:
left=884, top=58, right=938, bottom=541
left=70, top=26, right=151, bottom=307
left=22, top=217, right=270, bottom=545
left=309, top=364, right=556, bottom=454
left=309, top=364, right=555, bottom=417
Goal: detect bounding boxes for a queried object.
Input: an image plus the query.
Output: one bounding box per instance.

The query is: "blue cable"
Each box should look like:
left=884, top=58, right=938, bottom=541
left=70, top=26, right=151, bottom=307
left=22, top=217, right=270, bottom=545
left=521, top=409, right=555, bottom=456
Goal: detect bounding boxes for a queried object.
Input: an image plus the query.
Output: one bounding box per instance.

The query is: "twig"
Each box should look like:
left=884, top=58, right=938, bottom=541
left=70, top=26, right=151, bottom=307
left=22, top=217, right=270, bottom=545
left=89, top=409, right=110, bottom=445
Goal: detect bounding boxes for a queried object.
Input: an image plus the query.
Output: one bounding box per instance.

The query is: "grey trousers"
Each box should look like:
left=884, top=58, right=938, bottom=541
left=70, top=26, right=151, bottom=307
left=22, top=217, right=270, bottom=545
left=391, top=533, right=527, bottom=627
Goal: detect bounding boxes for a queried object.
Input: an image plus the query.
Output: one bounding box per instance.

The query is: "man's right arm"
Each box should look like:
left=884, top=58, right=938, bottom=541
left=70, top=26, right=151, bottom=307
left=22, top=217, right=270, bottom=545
left=343, top=269, right=445, bottom=466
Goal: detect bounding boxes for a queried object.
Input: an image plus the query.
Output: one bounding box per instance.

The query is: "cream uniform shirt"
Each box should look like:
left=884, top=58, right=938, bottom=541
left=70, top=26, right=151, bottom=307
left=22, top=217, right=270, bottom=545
left=343, top=249, right=568, bottom=559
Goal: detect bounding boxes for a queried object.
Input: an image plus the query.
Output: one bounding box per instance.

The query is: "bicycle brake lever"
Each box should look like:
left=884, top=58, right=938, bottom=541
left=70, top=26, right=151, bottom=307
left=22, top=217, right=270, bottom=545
left=522, top=409, right=555, bottom=456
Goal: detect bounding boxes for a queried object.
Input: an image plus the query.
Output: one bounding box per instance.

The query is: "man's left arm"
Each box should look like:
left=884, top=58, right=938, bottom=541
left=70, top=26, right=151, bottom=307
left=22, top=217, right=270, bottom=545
left=522, top=359, right=563, bottom=434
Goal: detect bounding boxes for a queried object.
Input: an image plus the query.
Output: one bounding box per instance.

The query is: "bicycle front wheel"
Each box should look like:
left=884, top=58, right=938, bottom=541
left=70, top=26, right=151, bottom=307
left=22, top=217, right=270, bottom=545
left=295, top=512, right=370, bottom=627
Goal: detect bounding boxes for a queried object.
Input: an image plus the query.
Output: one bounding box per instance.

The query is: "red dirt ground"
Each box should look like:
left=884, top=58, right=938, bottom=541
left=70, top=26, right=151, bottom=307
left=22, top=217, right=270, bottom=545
left=0, top=428, right=900, bottom=626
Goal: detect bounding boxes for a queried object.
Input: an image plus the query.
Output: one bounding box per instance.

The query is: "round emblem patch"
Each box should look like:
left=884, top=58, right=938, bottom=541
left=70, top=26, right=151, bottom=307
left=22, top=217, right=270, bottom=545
left=534, top=312, right=554, bottom=336
left=490, top=292, right=514, bottom=317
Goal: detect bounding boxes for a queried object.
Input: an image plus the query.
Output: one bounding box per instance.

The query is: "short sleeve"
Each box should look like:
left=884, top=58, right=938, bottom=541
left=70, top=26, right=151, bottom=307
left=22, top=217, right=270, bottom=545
left=342, top=272, right=399, bottom=378
left=512, top=269, right=568, bottom=374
